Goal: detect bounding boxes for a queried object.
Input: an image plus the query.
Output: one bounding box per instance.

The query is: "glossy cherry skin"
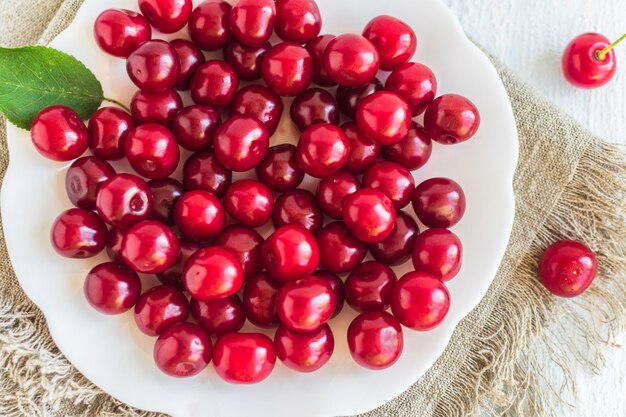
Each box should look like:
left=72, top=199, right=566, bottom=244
left=297, top=124, right=350, bottom=178
left=214, top=225, right=264, bottom=279
left=347, top=311, right=403, bottom=370
left=243, top=272, right=282, bottom=327
left=156, top=240, right=202, bottom=289
left=171, top=105, right=221, bottom=151
left=345, top=261, right=397, bottom=312
left=230, top=0, right=276, bottom=47
left=323, top=34, right=380, bottom=88
left=223, top=39, right=270, bottom=81
left=191, top=296, right=246, bottom=336
left=316, top=221, right=368, bottom=274
left=138, top=0, right=192, bottom=34
left=134, top=285, right=190, bottom=336
left=30, top=105, right=89, bottom=161
left=212, top=333, right=276, bottom=384
left=313, top=270, right=344, bottom=318
left=391, top=271, right=450, bottom=331
left=538, top=240, right=598, bottom=297
left=130, top=89, right=183, bottom=125
left=255, top=144, right=304, bottom=192
left=273, top=189, right=323, bottom=233
left=65, top=156, right=116, bottom=210
left=363, top=161, right=415, bottom=209
left=230, top=85, right=284, bottom=135
left=262, top=42, right=314, bottom=97
left=316, top=170, right=361, bottom=219
left=188, top=0, right=232, bottom=51
left=386, top=63, right=437, bottom=116
left=306, top=35, right=337, bottom=87
left=171, top=39, right=206, bottom=90
left=106, top=228, right=125, bottom=264
left=190, top=60, right=239, bottom=110
left=183, top=247, right=244, bottom=301
left=153, top=323, right=212, bottom=378
left=356, top=91, right=412, bottom=146
left=290, top=88, right=339, bottom=132
left=412, top=177, right=466, bottom=228
left=124, top=124, right=180, bottom=179
left=84, top=262, right=141, bottom=315
left=369, top=210, right=419, bottom=266
left=412, top=228, right=463, bottom=282
left=274, top=0, right=321, bottom=43
left=148, top=178, right=183, bottom=225
left=96, top=174, right=153, bottom=229
left=424, top=94, right=480, bottom=145
left=343, top=188, right=396, bottom=244
left=174, top=190, right=226, bottom=242
left=276, top=276, right=336, bottom=332
left=562, top=33, right=616, bottom=89
left=336, top=77, right=383, bottom=119
left=93, top=9, right=151, bottom=58
left=50, top=209, right=107, bottom=258
left=381, top=122, right=432, bottom=171
left=213, top=115, right=269, bottom=172
left=121, top=220, right=180, bottom=274
left=261, top=225, right=320, bottom=282
left=362, top=15, right=417, bottom=71
left=341, top=122, right=380, bottom=175
left=88, top=107, right=135, bottom=160
left=182, top=150, right=231, bottom=196
left=274, top=323, right=333, bottom=373
left=126, top=40, right=181, bottom=92
left=223, top=179, right=274, bottom=228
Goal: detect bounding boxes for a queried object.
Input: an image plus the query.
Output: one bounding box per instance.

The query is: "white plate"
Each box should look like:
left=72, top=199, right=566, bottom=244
left=1, top=1, right=518, bottom=416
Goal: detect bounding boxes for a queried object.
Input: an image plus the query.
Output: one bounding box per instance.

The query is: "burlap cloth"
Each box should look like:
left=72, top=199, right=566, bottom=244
left=1, top=1, right=624, bottom=416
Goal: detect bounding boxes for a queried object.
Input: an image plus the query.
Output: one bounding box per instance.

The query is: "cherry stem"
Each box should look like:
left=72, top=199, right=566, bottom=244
left=104, top=97, right=130, bottom=113
left=597, top=32, right=626, bottom=60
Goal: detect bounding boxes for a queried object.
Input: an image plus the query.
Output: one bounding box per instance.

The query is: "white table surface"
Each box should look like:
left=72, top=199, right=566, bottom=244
left=442, top=0, right=626, bottom=415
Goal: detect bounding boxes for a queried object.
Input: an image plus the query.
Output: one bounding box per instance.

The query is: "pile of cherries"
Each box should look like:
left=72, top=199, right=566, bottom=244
left=33, top=0, right=481, bottom=384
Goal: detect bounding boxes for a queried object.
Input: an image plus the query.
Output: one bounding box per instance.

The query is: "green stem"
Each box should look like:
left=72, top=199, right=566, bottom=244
left=103, top=97, right=130, bottom=113
left=597, top=32, right=626, bottom=60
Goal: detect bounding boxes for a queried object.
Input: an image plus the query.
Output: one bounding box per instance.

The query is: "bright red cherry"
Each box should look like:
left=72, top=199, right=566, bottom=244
left=356, top=91, right=412, bottom=145
left=243, top=272, right=282, bottom=327
left=190, top=60, right=239, bottom=110
left=362, top=15, right=417, bottom=71
left=343, top=188, right=396, bottom=244
left=171, top=105, right=221, bottom=151
left=412, top=177, right=466, bottom=228
left=274, top=0, right=322, bottom=44
left=188, top=0, right=232, bottom=51
left=316, top=170, right=360, bottom=219
left=138, top=0, right=192, bottom=34
left=273, top=189, right=323, bottom=233
left=363, top=161, right=415, bottom=209
left=94, top=9, right=151, bottom=58
left=391, top=271, right=450, bottom=331
left=290, top=88, right=339, bottom=132
left=130, top=89, right=183, bottom=125
left=345, top=261, right=397, bottom=312
left=316, top=221, right=367, bottom=274
left=297, top=124, right=350, bottom=178
left=385, top=63, right=437, bottom=116
left=96, top=173, right=153, bottom=229
left=182, top=150, right=231, bottom=196
left=121, top=220, right=180, bottom=274
left=191, top=296, right=246, bottom=336
left=106, top=228, right=125, bottom=264
left=306, top=34, right=337, bottom=87
left=323, top=34, right=380, bottom=88
left=562, top=33, right=618, bottom=89
left=153, top=323, right=212, bottom=378
left=262, top=42, right=314, bottom=97
left=369, top=210, right=419, bottom=266
left=174, top=190, right=226, bottom=242
left=213, top=115, right=269, bottom=172
left=156, top=240, right=202, bottom=289
left=347, top=311, right=403, bottom=370
left=171, top=39, right=206, bottom=90
left=50, top=208, right=107, bottom=258
left=423, top=94, right=480, bottom=145
left=223, top=39, right=270, bottom=81
left=261, top=225, right=320, bottom=282
left=274, top=324, right=333, bottom=373
left=276, top=276, right=336, bottom=332
left=223, top=179, right=274, bottom=228
left=313, top=270, right=345, bottom=318
left=88, top=107, right=135, bottom=161
left=183, top=247, right=244, bottom=301
left=134, top=285, right=190, bottom=336
left=336, top=78, right=383, bottom=119
left=412, top=228, right=462, bottom=282
left=341, top=122, right=380, bottom=175
left=124, top=124, right=180, bottom=179
left=538, top=240, right=598, bottom=297
left=230, top=0, right=276, bottom=47
left=126, top=40, right=181, bottom=92
left=381, top=122, right=432, bottom=170
left=214, top=225, right=264, bottom=279
left=65, top=156, right=116, bottom=210
left=255, top=144, right=304, bottom=192
left=30, top=105, right=89, bottom=161
left=84, top=262, right=141, bottom=315
left=212, top=333, right=276, bottom=384
left=230, top=85, right=284, bottom=135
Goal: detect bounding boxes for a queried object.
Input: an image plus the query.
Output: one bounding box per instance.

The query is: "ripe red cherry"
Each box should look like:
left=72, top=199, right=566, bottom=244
left=412, top=228, right=463, bottom=282
left=149, top=178, right=189, bottom=225
left=213, top=115, right=269, bottom=172
left=562, top=33, right=617, bottom=89
left=306, top=34, right=337, bottom=87
left=262, top=42, right=314, bottom=97
left=412, top=177, right=466, bottom=228
left=391, top=271, right=450, bottom=331
left=316, top=170, right=361, bottom=219
left=188, top=0, right=232, bottom=51
left=182, top=150, right=232, bottom=196
left=345, top=261, right=397, bottom=312
left=126, top=40, right=181, bottom=92
left=212, top=333, right=276, bottom=384
left=369, top=210, right=419, bottom=266
left=347, top=311, right=403, bottom=370
left=121, top=220, right=180, bottom=274
left=255, top=144, right=304, bottom=192
left=223, top=39, right=270, bottom=81
left=156, top=240, right=202, bottom=289
left=124, top=124, right=180, bottom=179
left=343, top=188, right=396, bottom=244
left=230, top=85, right=284, bottom=135
left=94, top=9, right=151, bottom=58
left=276, top=276, right=336, bottom=332
left=65, top=156, right=116, bottom=210
left=424, top=94, right=480, bottom=145
left=386, top=63, right=437, bottom=116
left=223, top=179, right=274, bottom=228
left=290, top=88, right=339, bottom=132
left=84, top=262, right=141, bottom=315
left=174, top=190, right=226, bottom=242
left=262, top=225, right=320, bottom=282
left=381, top=122, right=432, bottom=170
left=313, top=270, right=345, bottom=317
left=341, top=122, right=380, bottom=175
left=183, top=247, right=244, bottom=301
left=130, top=89, right=183, bottom=125
left=274, top=324, right=333, bottom=373
left=316, top=221, right=367, bottom=274
left=323, top=34, right=380, bottom=88
left=274, top=0, right=322, bottom=43
left=106, top=228, right=125, bottom=264
left=297, top=124, right=350, bottom=178
left=191, top=296, right=246, bottom=336
left=273, top=189, right=323, bottom=233
left=190, top=60, right=239, bottom=110
left=88, top=107, right=135, bottom=161
left=50, top=208, right=107, bottom=258
left=538, top=240, right=598, bottom=297
left=336, top=78, right=383, bottom=119
left=171, top=39, right=206, bottom=90
left=134, top=285, right=190, bottom=336
left=243, top=272, right=282, bottom=327
left=96, top=174, right=153, bottom=229
left=363, top=161, right=415, bottom=209
left=214, top=225, right=264, bottom=279
left=230, top=0, right=276, bottom=47
left=171, top=105, right=221, bottom=151
left=30, top=105, right=88, bottom=161
left=138, top=0, right=192, bottom=34
left=356, top=91, right=412, bottom=145
left=362, top=15, right=417, bottom=71
left=153, top=323, right=212, bottom=378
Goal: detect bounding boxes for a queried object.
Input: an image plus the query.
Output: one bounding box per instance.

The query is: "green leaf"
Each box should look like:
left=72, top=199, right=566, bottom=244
left=0, top=46, right=103, bottom=130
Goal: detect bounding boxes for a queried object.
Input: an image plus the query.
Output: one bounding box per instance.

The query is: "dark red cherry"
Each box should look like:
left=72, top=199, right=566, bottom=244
left=363, top=161, right=415, bottom=209
left=106, top=228, right=125, bottom=264
left=342, top=188, right=396, bottom=244
left=138, top=0, right=193, bottom=34
left=297, top=123, right=350, bottom=178
left=30, top=105, right=89, bottom=161
left=243, top=272, right=282, bottom=327
left=50, top=208, right=107, bottom=258
left=230, top=0, right=276, bottom=47
left=305, top=34, right=337, bottom=87
left=65, top=156, right=116, bottom=210
left=255, top=144, right=304, bottom=192
left=273, top=189, right=323, bottom=233
left=191, top=296, right=246, bottom=336
left=84, top=262, right=141, bottom=315
left=124, top=124, right=180, bottom=179
left=391, top=271, right=450, bottom=331
left=94, top=9, right=151, bottom=58
left=183, top=247, right=244, bottom=301
left=134, top=285, right=190, bottom=336
left=362, top=15, right=417, bottom=71
left=190, top=60, right=239, bottom=110
left=212, top=333, right=276, bottom=384
left=423, top=94, right=480, bottom=145
left=356, top=91, right=412, bottom=145
left=88, top=107, right=135, bottom=161
left=316, top=221, right=367, bottom=274
left=369, top=210, right=419, bottom=266
left=171, top=39, right=206, bottom=90
left=412, top=177, right=466, bottom=228
left=274, top=324, right=333, bottom=373
left=130, top=89, right=183, bottom=125
left=336, top=78, right=383, bottom=119
left=381, top=122, right=432, bottom=170
left=223, top=179, right=274, bottom=228
left=562, top=33, right=617, bottom=89
left=188, top=0, right=232, bottom=51
left=316, top=170, right=360, bottom=219
left=262, top=225, right=320, bottom=282
left=323, top=34, right=379, bottom=88
left=223, top=39, right=270, bottom=81
left=274, top=0, right=322, bottom=44
left=96, top=174, right=153, bottom=229
left=385, top=62, right=437, bottom=116
left=347, top=311, right=403, bottom=370
left=230, top=85, right=284, bottom=135
left=182, top=150, right=232, bottom=196
left=121, top=220, right=180, bottom=274
left=313, top=270, right=344, bottom=318
left=174, top=190, right=226, bottom=242
left=213, top=115, right=269, bottom=172
left=126, top=40, right=181, bottom=92
left=276, top=275, right=336, bottom=332
left=341, top=122, right=380, bottom=175
left=214, top=225, right=264, bottom=279
left=345, top=261, right=397, bottom=312
left=156, top=240, right=202, bottom=289
left=412, top=228, right=462, bottom=282
left=153, top=323, right=212, bottom=378
left=148, top=178, right=183, bottom=225
left=539, top=240, right=598, bottom=297
left=171, top=105, right=221, bottom=151
left=262, top=42, right=314, bottom=97
left=290, top=88, right=339, bottom=132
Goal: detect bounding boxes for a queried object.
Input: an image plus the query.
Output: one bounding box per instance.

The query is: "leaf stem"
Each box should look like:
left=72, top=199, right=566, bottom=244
left=103, top=97, right=130, bottom=113
left=597, top=32, right=626, bottom=60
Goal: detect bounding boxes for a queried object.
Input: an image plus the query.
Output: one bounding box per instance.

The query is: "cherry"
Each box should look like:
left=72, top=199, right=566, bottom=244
left=156, top=240, right=202, bottom=289
left=65, top=156, right=116, bottom=210
left=243, top=272, right=282, bottom=327
left=153, top=323, right=212, bottom=378
left=356, top=91, right=412, bottom=145
left=130, top=89, right=183, bottom=125
left=223, top=39, right=270, bottom=81
left=30, top=105, right=89, bottom=161
left=255, top=144, right=304, bottom=192
left=316, top=170, right=361, bottom=219
left=276, top=275, right=335, bottom=332
left=134, top=285, right=190, bottom=336
left=341, top=122, right=380, bottom=175
left=188, top=0, right=232, bottom=51
left=336, top=77, right=383, bottom=119
left=369, top=210, right=419, bottom=266
left=391, top=271, right=450, bottom=331
left=412, top=177, right=466, bottom=228
left=124, top=124, right=180, bottom=179
left=274, top=0, right=322, bottom=44
left=121, top=220, right=180, bottom=274
left=381, top=122, right=432, bottom=171
left=88, top=107, right=135, bottom=161
left=538, top=240, right=598, bottom=297
left=316, top=221, right=368, bottom=274
left=50, top=208, right=107, bottom=258
left=343, top=188, right=396, bottom=244
left=347, top=311, right=403, bottom=370
left=126, top=40, right=181, bottom=92
left=313, top=270, right=345, bottom=318
left=274, top=324, right=333, bottom=373
left=183, top=247, right=244, bottom=301
left=297, top=124, right=350, bottom=178
left=96, top=173, right=153, bottom=229
left=174, top=190, right=226, bottom=242
left=345, top=261, right=397, bottom=312
left=190, top=60, right=239, bottom=110
left=84, top=262, right=141, bottom=315
left=562, top=33, right=619, bottom=89
left=191, top=296, right=246, bottom=336
left=363, top=161, right=415, bottom=209
left=273, top=189, right=323, bottom=233
left=94, top=9, right=151, bottom=58
left=412, top=228, right=462, bottom=282
left=262, top=42, right=314, bottom=97
left=171, top=105, right=221, bottom=151
left=230, top=85, right=284, bottom=135
left=149, top=177, right=185, bottom=224
left=223, top=179, right=274, bottom=228
left=290, top=88, right=339, bottom=132
left=138, top=0, right=192, bottom=34
left=230, top=0, right=276, bottom=47
left=106, top=228, right=125, bottom=264
left=214, top=115, right=270, bottom=172
left=424, top=94, right=480, bottom=145
left=262, top=225, right=320, bottom=282
left=323, top=34, right=380, bottom=88
left=214, top=225, right=264, bottom=279
left=362, top=15, right=417, bottom=71
left=212, top=333, right=276, bottom=384
left=182, top=150, right=232, bottom=196
left=385, top=63, right=437, bottom=116
left=305, top=35, right=337, bottom=87
left=171, top=39, right=205, bottom=90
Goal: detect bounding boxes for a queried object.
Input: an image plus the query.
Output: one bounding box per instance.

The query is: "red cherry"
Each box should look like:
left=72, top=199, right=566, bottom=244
left=369, top=210, right=419, bottom=266
left=316, top=170, right=361, bottom=219
left=230, top=0, right=276, bottom=47
left=134, top=285, right=190, bottom=336
left=126, top=40, right=181, bottom=92
left=84, top=262, right=141, bottom=315
left=261, top=225, right=320, bottom=282
left=391, top=271, right=450, bottom=331
left=153, top=323, right=212, bottom=378
left=50, top=208, right=107, bottom=258
left=423, top=94, right=480, bottom=145
left=341, top=122, right=380, bottom=175
left=212, top=333, right=276, bottom=384
left=562, top=33, right=617, bottom=89
left=412, top=228, right=462, bottom=282
left=343, top=188, right=396, bottom=244
left=190, top=60, right=239, bottom=110
left=130, top=89, right=183, bottom=125
left=297, top=123, right=350, bottom=178
left=362, top=15, right=417, bottom=71
left=306, top=34, right=337, bottom=87
left=106, top=228, right=125, bottom=264
left=96, top=174, right=153, bottom=229
left=336, top=78, right=383, bottom=119
left=171, top=105, right=221, bottom=151
left=183, top=150, right=232, bottom=196
left=345, top=261, right=397, bottom=312
left=273, top=189, right=323, bottom=233
left=290, top=88, right=339, bottom=132
left=385, top=63, right=437, bottom=116
left=223, top=39, right=270, bottom=81
left=147, top=179, right=184, bottom=224
left=94, top=9, right=151, bottom=58
left=223, top=179, right=274, bottom=228
left=262, top=42, right=314, bottom=97
left=381, top=122, right=432, bottom=171
left=356, top=91, right=412, bottom=146
left=213, top=115, right=269, bottom=172
left=347, top=311, right=403, bottom=370
left=65, top=156, right=116, bottom=210
left=243, top=272, right=282, bottom=327
left=255, top=144, right=304, bottom=192
left=88, top=107, right=135, bottom=161
left=412, top=177, right=466, bottom=228
left=188, top=0, right=232, bottom=51
left=313, top=270, right=345, bottom=318
left=323, top=34, right=380, bottom=88
left=363, top=161, right=415, bottom=209
left=30, top=105, right=88, bottom=161
left=183, top=247, right=244, bottom=301
left=171, top=39, right=206, bottom=90
left=174, top=190, right=226, bottom=242
left=276, top=275, right=336, bottom=332
left=230, top=85, right=284, bottom=135
left=274, top=324, right=333, bottom=373
left=274, top=0, right=322, bottom=44
left=214, top=225, right=264, bottom=279
left=124, top=124, right=180, bottom=179
left=156, top=240, right=202, bottom=289
left=316, top=221, right=367, bottom=274
left=138, top=0, right=192, bottom=34
left=121, top=220, right=180, bottom=274
left=191, top=296, right=246, bottom=336
left=538, top=240, right=598, bottom=297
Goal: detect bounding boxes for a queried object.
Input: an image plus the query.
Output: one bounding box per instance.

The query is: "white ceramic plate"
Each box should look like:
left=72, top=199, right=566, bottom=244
left=1, top=0, right=518, bottom=416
